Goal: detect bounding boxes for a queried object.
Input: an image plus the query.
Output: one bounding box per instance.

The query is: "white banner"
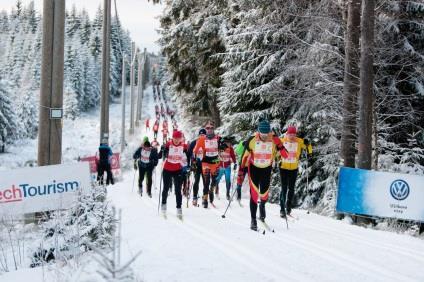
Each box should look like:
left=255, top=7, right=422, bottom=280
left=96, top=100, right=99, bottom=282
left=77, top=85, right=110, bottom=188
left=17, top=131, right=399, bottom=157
left=337, top=167, right=424, bottom=221
left=0, top=163, right=91, bottom=216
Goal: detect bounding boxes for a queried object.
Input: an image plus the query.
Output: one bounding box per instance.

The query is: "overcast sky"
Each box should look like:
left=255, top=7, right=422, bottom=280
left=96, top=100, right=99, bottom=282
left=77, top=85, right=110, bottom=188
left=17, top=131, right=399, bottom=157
left=0, top=0, right=163, bottom=53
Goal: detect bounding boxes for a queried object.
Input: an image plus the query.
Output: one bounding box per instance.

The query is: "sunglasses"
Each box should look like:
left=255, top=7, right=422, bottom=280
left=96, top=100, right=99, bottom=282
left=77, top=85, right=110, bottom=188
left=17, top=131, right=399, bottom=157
left=205, top=127, right=214, bottom=130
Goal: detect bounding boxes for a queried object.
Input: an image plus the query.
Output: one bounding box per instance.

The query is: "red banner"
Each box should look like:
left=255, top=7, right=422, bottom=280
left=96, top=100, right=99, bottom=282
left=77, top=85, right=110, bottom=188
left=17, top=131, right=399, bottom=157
left=80, top=153, right=121, bottom=180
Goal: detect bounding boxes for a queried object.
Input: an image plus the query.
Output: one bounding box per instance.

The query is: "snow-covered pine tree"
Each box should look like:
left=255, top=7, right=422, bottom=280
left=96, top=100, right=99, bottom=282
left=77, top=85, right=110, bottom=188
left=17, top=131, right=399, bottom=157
left=0, top=79, right=18, bottom=146
left=159, top=0, right=227, bottom=126
left=31, top=184, right=115, bottom=266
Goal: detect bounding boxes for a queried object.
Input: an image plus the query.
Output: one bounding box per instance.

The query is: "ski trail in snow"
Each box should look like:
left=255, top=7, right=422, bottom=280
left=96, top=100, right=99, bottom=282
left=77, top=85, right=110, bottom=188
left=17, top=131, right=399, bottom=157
left=106, top=85, right=424, bottom=282
left=140, top=196, right=307, bottom=282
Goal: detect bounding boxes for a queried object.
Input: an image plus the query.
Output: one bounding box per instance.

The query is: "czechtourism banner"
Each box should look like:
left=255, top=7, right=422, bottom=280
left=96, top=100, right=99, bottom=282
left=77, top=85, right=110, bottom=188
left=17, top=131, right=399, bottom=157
left=0, top=162, right=91, bottom=216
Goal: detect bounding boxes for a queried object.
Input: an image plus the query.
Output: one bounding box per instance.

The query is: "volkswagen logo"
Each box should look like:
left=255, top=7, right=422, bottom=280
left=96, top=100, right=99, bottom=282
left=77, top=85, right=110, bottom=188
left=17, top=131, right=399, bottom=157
left=390, top=179, right=410, bottom=201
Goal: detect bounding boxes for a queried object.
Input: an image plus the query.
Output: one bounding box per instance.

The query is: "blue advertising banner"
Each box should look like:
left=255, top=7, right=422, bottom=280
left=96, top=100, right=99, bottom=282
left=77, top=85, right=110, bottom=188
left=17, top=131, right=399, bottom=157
left=337, top=167, right=424, bottom=222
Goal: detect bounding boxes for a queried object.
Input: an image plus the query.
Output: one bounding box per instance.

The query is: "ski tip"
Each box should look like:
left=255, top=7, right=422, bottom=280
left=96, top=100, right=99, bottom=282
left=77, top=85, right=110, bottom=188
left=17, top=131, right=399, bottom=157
left=221, top=215, right=226, bottom=218
left=262, top=230, right=266, bottom=235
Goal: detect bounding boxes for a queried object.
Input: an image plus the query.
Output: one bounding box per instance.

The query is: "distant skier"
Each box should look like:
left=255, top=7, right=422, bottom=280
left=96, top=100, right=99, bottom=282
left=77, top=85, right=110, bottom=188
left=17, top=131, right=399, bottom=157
left=161, top=130, right=190, bottom=218
left=193, top=120, right=222, bottom=208
left=97, top=139, right=114, bottom=186
left=133, top=138, right=159, bottom=197
left=155, top=104, right=160, bottom=116
left=145, top=117, right=150, bottom=131
left=216, top=136, right=237, bottom=200
left=278, top=126, right=312, bottom=218
left=188, top=128, right=206, bottom=206
left=239, top=120, right=288, bottom=231
left=234, top=140, right=248, bottom=202
left=153, top=119, right=160, bottom=139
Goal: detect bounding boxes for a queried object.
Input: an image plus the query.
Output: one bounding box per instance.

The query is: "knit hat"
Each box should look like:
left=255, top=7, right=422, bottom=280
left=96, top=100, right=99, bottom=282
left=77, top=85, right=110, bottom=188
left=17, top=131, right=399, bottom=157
left=199, top=128, right=206, bottom=135
left=173, top=130, right=183, bottom=139
left=287, top=126, right=297, bottom=135
left=258, top=120, right=271, bottom=134
left=143, top=136, right=149, bottom=143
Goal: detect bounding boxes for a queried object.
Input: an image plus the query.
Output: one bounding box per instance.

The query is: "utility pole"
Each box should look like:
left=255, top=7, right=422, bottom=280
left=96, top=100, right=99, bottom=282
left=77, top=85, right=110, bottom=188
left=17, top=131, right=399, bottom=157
left=38, top=0, right=65, bottom=166
left=129, top=42, right=136, bottom=135
left=100, top=0, right=111, bottom=143
left=136, top=52, right=143, bottom=126
left=120, top=55, right=126, bottom=153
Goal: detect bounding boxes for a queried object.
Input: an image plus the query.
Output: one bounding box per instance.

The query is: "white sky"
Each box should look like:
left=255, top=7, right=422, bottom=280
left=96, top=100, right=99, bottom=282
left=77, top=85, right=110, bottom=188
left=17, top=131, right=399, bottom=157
left=0, top=0, right=163, bottom=53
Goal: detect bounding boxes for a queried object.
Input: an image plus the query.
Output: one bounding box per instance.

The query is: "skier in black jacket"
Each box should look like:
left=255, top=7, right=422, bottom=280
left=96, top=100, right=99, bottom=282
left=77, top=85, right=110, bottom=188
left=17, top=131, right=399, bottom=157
left=133, top=140, right=159, bottom=197
left=97, top=140, right=114, bottom=185
left=188, top=128, right=206, bottom=206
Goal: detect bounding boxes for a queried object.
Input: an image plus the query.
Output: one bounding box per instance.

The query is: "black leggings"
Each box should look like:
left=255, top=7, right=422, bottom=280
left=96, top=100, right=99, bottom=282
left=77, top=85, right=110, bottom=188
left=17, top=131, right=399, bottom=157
left=248, top=165, right=271, bottom=219
left=162, top=170, right=183, bottom=208
left=97, top=163, right=114, bottom=185
left=138, top=166, right=153, bottom=194
left=192, top=162, right=204, bottom=199
left=279, top=169, right=298, bottom=214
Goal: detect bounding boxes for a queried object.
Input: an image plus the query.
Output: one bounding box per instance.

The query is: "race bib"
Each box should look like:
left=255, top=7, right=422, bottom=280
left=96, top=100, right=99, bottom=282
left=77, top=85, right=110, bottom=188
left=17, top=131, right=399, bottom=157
left=140, top=149, right=151, bottom=164
left=283, top=141, right=298, bottom=163
left=168, top=145, right=184, bottom=164
left=253, top=141, right=273, bottom=167
left=220, top=150, right=231, bottom=163
left=205, top=139, right=218, bottom=157
left=196, top=148, right=204, bottom=160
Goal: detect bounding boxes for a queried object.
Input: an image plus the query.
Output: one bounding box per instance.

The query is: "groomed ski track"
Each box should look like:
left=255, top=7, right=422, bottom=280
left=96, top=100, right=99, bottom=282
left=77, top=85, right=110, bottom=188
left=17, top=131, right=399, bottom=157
left=107, top=86, right=424, bottom=282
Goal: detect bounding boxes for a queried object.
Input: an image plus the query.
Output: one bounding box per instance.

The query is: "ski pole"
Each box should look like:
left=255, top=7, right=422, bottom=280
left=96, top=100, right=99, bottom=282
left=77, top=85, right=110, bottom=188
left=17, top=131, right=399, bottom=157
left=305, top=151, right=309, bottom=192
left=186, top=172, right=193, bottom=208
left=221, top=167, right=238, bottom=218
left=157, top=168, right=164, bottom=215
left=132, top=169, right=137, bottom=192
left=221, top=186, right=237, bottom=218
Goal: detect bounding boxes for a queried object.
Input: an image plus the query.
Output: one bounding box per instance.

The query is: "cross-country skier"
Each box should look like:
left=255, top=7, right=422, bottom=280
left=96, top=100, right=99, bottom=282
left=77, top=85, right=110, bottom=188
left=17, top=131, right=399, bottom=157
left=216, top=136, right=237, bottom=200
left=145, top=117, right=150, bottom=131
left=188, top=128, right=206, bottom=206
left=97, top=139, right=114, bottom=185
left=193, top=120, right=222, bottom=208
left=133, top=138, right=159, bottom=197
left=234, top=140, right=247, bottom=202
left=153, top=119, right=160, bottom=139
left=278, top=126, right=312, bottom=218
left=239, top=120, right=288, bottom=231
left=161, top=130, right=190, bottom=218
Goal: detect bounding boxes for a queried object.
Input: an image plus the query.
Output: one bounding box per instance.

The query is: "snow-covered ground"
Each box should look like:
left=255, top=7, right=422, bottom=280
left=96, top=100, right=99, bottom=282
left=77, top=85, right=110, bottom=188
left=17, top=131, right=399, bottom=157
left=1, top=86, right=424, bottom=281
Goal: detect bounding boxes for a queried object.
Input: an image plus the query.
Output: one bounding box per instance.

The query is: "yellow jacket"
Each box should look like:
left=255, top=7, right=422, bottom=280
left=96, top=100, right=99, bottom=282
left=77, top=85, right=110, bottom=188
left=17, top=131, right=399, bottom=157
left=279, top=136, right=312, bottom=170
left=241, top=133, right=278, bottom=169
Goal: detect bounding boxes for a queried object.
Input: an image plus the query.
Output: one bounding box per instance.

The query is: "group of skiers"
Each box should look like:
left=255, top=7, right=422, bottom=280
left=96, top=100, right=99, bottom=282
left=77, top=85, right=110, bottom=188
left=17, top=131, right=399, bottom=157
left=132, top=116, right=312, bottom=231
left=98, top=83, right=313, bottom=231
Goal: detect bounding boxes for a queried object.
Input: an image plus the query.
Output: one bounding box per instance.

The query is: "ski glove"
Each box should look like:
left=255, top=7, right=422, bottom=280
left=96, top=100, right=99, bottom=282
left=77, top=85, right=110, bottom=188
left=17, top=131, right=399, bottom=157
left=233, top=163, right=237, bottom=171
left=304, top=138, right=310, bottom=145
left=133, top=161, right=138, bottom=170
left=182, top=166, right=190, bottom=174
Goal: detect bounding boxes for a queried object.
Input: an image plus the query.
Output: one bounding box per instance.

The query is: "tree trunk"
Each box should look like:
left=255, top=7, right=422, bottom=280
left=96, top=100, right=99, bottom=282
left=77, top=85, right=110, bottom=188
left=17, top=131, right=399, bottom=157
left=358, top=0, right=375, bottom=170
left=341, top=0, right=362, bottom=168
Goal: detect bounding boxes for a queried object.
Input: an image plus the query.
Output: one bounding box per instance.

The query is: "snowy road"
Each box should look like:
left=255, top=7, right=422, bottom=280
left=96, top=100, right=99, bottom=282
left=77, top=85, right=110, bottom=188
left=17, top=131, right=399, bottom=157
left=108, top=86, right=424, bottom=282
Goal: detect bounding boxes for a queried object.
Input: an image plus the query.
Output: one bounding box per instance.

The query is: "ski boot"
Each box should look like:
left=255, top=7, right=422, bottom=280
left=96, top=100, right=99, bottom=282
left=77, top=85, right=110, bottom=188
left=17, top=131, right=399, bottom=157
left=176, top=208, right=183, bottom=220
left=250, top=218, right=258, bottom=231
left=280, top=210, right=286, bottom=219
left=215, top=186, right=220, bottom=200
left=202, top=195, right=208, bottom=208
left=161, top=204, right=167, bottom=213
left=138, top=186, right=143, bottom=197
left=209, top=188, right=215, bottom=204
left=226, top=189, right=230, bottom=201
left=192, top=197, right=198, bottom=207
left=259, top=202, right=266, bottom=222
